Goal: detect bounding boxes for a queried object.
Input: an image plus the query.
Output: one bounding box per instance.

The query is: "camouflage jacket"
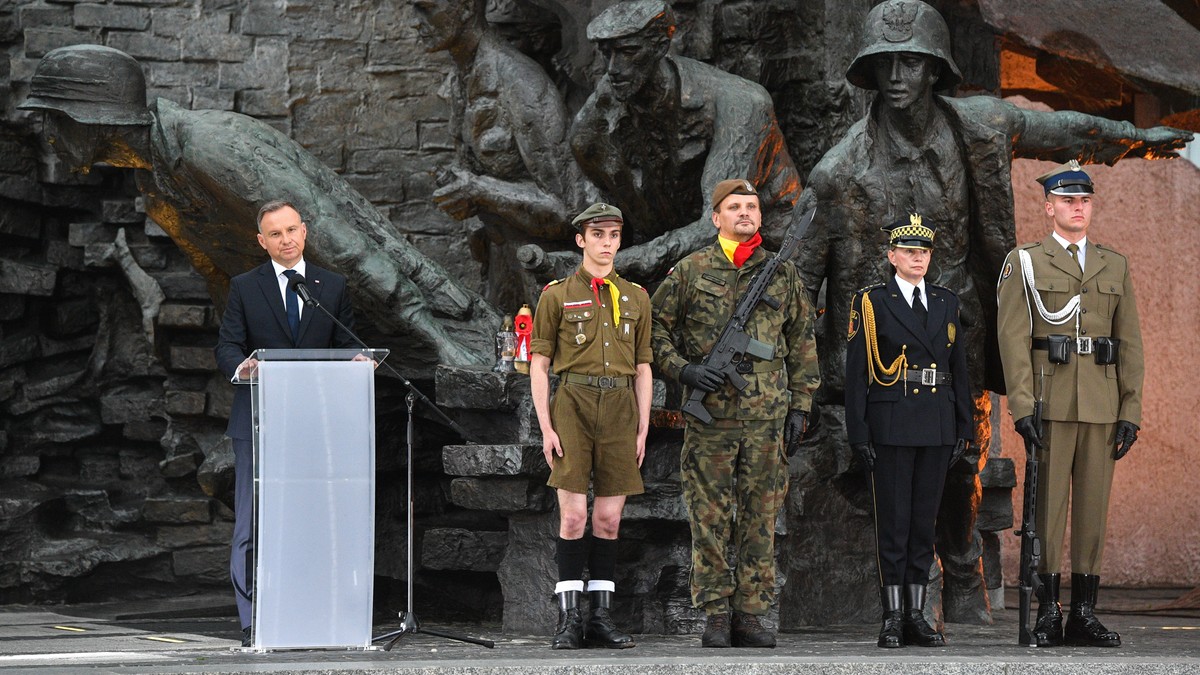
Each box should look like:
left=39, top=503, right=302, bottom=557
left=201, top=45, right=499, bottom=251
left=651, top=243, right=820, bottom=420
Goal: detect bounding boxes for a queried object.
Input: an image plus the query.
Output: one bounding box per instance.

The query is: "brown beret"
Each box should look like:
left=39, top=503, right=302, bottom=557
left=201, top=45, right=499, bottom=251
left=711, top=178, right=758, bottom=210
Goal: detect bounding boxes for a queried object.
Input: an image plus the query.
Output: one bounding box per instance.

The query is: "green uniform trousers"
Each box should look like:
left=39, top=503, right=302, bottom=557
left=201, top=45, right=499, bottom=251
left=680, top=417, right=786, bottom=615
left=1037, top=420, right=1117, bottom=574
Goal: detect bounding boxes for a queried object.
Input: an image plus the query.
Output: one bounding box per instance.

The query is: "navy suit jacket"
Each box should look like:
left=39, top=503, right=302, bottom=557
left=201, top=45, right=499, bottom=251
left=214, top=261, right=357, bottom=440
left=844, top=277, right=973, bottom=447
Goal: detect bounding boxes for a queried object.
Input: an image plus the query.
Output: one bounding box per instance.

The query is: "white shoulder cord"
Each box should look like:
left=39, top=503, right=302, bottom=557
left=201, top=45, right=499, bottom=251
left=1018, top=249, right=1080, bottom=326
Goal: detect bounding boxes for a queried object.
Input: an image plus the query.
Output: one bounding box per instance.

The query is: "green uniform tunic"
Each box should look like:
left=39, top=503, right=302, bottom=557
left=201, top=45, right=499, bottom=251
left=531, top=267, right=652, bottom=496
left=996, top=235, right=1144, bottom=574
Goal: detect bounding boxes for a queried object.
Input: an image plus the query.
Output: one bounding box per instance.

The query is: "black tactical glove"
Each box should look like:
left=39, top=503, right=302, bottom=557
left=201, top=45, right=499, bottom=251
left=679, top=364, right=725, bottom=393
left=950, top=438, right=970, bottom=468
left=784, top=410, right=808, bottom=457
left=1113, top=420, right=1139, bottom=460
left=851, top=442, right=875, bottom=471
left=1014, top=415, right=1043, bottom=452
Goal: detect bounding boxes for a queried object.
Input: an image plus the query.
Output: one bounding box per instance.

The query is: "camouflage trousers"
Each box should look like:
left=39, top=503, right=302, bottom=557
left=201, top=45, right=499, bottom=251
left=680, top=417, right=787, bottom=616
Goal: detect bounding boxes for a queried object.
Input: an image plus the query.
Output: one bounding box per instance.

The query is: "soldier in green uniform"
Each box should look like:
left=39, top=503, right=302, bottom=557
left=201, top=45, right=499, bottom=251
left=651, top=179, right=820, bottom=648
left=530, top=202, right=653, bottom=650
left=996, top=161, right=1144, bottom=648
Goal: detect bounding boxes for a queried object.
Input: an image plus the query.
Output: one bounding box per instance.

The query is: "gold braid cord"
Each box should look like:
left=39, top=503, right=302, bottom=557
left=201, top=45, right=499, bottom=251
left=861, top=292, right=907, bottom=386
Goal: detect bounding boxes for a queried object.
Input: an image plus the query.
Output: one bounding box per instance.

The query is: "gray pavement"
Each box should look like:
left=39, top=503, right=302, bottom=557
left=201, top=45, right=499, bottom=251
left=0, top=588, right=1197, bottom=674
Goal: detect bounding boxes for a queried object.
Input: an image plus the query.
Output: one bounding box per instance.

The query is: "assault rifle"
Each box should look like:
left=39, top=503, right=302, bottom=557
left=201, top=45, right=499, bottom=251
left=1016, top=367, right=1046, bottom=646
left=681, top=207, right=816, bottom=425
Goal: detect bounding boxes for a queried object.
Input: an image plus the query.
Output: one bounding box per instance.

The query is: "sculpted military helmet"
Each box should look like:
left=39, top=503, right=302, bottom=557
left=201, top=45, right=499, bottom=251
left=846, top=0, right=962, bottom=91
left=20, top=45, right=152, bottom=126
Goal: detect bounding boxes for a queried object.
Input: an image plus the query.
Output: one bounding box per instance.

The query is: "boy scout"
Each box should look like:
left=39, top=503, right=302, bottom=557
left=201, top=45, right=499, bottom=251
left=845, top=215, right=973, bottom=648
left=530, top=202, right=653, bottom=650
left=651, top=179, right=819, bottom=648
left=996, top=161, right=1143, bottom=647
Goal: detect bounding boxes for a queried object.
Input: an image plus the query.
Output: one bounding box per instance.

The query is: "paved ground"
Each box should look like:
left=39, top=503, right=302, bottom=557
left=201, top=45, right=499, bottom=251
left=0, top=588, right=1196, bottom=674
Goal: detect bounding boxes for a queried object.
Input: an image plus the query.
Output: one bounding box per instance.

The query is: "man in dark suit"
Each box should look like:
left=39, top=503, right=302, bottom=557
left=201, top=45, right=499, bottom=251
left=214, top=200, right=358, bottom=646
left=844, top=214, right=973, bottom=649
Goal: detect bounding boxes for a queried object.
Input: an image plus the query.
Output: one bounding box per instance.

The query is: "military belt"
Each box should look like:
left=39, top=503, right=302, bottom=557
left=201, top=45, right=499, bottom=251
left=1032, top=336, right=1109, bottom=356
left=561, top=372, right=631, bottom=389
left=904, top=368, right=953, bottom=386
left=734, top=357, right=786, bottom=374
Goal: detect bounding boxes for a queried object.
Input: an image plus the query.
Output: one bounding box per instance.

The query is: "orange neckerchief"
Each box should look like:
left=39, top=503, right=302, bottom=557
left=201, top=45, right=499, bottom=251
left=589, top=276, right=620, bottom=325
left=718, top=231, right=762, bottom=268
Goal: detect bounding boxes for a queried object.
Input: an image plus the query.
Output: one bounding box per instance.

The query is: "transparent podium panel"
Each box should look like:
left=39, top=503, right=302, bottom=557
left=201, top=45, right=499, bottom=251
left=249, top=351, right=381, bottom=650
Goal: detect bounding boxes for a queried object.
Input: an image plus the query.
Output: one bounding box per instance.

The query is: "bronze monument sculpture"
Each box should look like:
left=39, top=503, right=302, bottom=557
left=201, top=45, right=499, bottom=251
left=414, top=0, right=596, bottom=309
left=521, top=0, right=803, bottom=283
left=20, top=44, right=500, bottom=369
left=793, top=0, right=1192, bottom=623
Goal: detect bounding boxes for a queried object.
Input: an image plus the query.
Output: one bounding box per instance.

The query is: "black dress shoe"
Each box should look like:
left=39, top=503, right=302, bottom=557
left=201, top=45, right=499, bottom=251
left=1064, top=573, right=1120, bottom=647
left=878, top=585, right=904, bottom=649
left=240, top=626, right=251, bottom=647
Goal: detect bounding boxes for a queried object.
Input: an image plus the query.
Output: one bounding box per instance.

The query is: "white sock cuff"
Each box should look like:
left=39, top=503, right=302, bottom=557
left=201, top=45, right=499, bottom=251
left=555, top=580, right=584, bottom=594
left=587, top=580, right=615, bottom=593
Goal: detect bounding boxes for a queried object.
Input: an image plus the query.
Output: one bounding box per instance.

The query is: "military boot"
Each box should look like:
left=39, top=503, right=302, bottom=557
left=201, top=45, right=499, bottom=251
left=1034, top=572, right=1064, bottom=647
left=701, top=612, right=731, bottom=648
left=731, top=612, right=776, bottom=648
left=1064, top=573, right=1121, bottom=647
left=902, top=584, right=946, bottom=647
left=551, top=590, right=584, bottom=649
left=878, top=585, right=904, bottom=648
left=584, top=590, right=635, bottom=649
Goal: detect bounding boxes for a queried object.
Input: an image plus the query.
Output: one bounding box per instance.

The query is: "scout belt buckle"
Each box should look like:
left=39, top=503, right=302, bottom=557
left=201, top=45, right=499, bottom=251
left=920, top=368, right=937, bottom=386
left=596, top=376, right=615, bottom=389
left=1076, top=336, right=1093, bottom=355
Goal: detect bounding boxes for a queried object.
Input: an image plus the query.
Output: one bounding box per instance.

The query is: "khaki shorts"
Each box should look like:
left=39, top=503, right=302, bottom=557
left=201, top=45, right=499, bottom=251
left=548, top=382, right=644, bottom=497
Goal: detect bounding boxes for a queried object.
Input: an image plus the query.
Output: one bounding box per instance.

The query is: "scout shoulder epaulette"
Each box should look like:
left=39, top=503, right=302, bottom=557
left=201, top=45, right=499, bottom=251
left=629, top=280, right=647, bottom=293
left=542, top=277, right=565, bottom=292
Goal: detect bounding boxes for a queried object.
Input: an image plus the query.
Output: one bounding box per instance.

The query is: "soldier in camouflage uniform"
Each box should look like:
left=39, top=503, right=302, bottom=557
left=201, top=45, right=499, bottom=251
left=531, top=202, right=653, bottom=650
left=651, top=179, right=820, bottom=648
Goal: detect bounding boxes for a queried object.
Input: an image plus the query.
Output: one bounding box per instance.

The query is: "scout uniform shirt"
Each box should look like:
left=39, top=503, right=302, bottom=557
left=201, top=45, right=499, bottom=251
left=531, top=268, right=653, bottom=376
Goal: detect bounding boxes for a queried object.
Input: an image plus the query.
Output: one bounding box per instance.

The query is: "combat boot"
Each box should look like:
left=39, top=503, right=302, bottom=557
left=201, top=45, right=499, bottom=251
left=551, top=589, right=584, bottom=649
left=902, top=584, right=946, bottom=647
left=1064, top=573, right=1121, bottom=647
left=584, top=590, right=635, bottom=649
left=701, top=612, right=731, bottom=648
left=731, top=612, right=776, bottom=648
left=878, top=585, right=904, bottom=648
left=1034, top=572, right=1064, bottom=647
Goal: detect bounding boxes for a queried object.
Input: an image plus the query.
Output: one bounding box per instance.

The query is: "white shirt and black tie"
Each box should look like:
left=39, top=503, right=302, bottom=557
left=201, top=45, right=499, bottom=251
left=894, top=274, right=928, bottom=324
left=271, top=258, right=306, bottom=340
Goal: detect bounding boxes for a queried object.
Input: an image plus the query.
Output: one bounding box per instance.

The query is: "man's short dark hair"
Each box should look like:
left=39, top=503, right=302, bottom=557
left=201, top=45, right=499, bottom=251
left=256, top=200, right=299, bottom=230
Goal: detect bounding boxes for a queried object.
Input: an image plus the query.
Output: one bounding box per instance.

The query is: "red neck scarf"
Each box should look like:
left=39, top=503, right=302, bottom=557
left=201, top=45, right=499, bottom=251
left=733, top=231, right=762, bottom=267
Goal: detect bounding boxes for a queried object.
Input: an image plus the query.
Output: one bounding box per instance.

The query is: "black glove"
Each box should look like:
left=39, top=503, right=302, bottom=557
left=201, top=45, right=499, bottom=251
left=784, top=410, right=807, bottom=457
left=851, top=442, right=875, bottom=471
left=1113, top=420, right=1139, bottom=460
left=679, top=364, right=725, bottom=393
left=1014, top=415, right=1043, bottom=451
left=950, top=438, right=969, bottom=468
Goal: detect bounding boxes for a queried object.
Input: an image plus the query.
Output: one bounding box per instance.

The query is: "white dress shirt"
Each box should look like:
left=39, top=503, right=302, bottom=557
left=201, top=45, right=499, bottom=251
left=270, top=258, right=307, bottom=321
left=894, top=274, right=927, bottom=310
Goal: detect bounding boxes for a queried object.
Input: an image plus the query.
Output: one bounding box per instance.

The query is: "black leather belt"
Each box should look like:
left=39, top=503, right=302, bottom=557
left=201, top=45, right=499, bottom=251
left=561, top=372, right=631, bottom=389
left=1032, top=336, right=1108, bottom=355
left=904, top=368, right=952, bottom=386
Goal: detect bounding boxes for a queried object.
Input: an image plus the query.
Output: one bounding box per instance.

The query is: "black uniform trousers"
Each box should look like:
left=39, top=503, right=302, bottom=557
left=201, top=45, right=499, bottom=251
left=872, top=443, right=953, bottom=586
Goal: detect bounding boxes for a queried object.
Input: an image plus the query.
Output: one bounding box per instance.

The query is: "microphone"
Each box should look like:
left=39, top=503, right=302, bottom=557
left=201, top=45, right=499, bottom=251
left=287, top=272, right=317, bottom=307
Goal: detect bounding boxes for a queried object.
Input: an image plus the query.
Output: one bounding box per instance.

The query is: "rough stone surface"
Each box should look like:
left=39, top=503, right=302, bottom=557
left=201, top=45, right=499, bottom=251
left=420, top=527, right=507, bottom=573
left=442, top=444, right=547, bottom=478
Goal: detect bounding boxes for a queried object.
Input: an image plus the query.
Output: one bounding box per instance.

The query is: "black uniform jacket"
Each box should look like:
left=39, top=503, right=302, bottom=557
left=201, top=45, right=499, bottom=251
left=845, top=278, right=973, bottom=447
left=214, top=261, right=356, bottom=441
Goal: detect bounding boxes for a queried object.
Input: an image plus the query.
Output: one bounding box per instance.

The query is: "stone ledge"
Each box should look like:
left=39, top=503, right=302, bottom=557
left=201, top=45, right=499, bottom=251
left=443, top=444, right=547, bottom=478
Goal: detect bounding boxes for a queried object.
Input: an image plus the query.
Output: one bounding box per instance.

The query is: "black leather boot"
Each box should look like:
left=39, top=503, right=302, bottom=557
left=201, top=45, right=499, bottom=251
left=1034, top=572, right=1064, bottom=647
left=551, top=590, right=584, bottom=649
left=902, top=583, right=946, bottom=647
left=1065, top=573, right=1121, bottom=647
left=731, top=612, right=776, bottom=648
left=701, top=612, right=731, bottom=648
left=585, top=590, right=635, bottom=648
left=878, top=585, right=904, bottom=648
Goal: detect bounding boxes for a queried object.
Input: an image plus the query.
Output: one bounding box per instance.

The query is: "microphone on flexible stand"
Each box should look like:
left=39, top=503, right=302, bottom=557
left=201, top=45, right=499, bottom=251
left=285, top=273, right=474, bottom=443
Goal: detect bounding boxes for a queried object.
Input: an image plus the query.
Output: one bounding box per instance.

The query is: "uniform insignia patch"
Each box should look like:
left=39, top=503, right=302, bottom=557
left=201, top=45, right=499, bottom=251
left=948, top=322, right=956, bottom=343
left=1000, top=262, right=1012, bottom=282
left=847, top=309, right=860, bottom=341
